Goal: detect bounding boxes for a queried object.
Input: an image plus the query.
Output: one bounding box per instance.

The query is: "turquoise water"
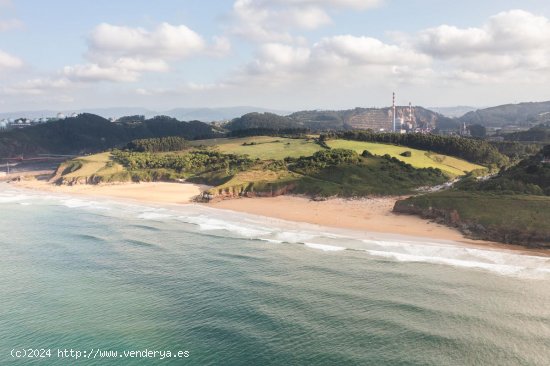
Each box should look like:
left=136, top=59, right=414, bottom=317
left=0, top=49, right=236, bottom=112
left=0, top=184, right=549, bottom=365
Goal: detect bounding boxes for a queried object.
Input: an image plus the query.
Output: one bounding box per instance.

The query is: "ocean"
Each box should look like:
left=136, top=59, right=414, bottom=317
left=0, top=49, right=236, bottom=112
left=0, top=183, right=549, bottom=365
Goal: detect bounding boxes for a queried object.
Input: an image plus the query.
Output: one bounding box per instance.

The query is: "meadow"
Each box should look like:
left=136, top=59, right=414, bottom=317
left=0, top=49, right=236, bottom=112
left=189, top=136, right=322, bottom=160
left=327, top=139, right=484, bottom=177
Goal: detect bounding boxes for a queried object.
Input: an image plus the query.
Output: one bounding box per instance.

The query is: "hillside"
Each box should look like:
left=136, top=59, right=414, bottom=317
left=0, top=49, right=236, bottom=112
left=51, top=136, right=475, bottom=198
left=289, top=106, right=449, bottom=131
left=459, top=101, right=550, bottom=127
left=326, top=139, right=483, bottom=177
left=0, top=113, right=222, bottom=158
left=502, top=124, right=550, bottom=143
left=225, top=107, right=453, bottom=132
left=395, top=145, right=550, bottom=247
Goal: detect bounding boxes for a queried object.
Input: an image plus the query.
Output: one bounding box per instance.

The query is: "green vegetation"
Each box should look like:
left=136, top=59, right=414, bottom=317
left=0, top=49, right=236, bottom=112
left=326, top=139, right=484, bottom=177
left=491, top=141, right=542, bottom=162
left=468, top=124, right=486, bottom=138
left=189, top=136, right=323, bottom=160
left=53, top=152, right=128, bottom=184
left=459, top=101, right=550, bottom=127
left=0, top=113, right=222, bottom=158
left=225, top=112, right=300, bottom=131
left=54, top=137, right=453, bottom=198
left=395, top=192, right=550, bottom=247
left=457, top=145, right=550, bottom=195
left=326, top=131, right=507, bottom=167
left=502, top=124, right=550, bottom=143
left=111, top=149, right=254, bottom=183
left=395, top=145, right=550, bottom=246
left=286, top=150, right=447, bottom=197
left=126, top=136, right=189, bottom=152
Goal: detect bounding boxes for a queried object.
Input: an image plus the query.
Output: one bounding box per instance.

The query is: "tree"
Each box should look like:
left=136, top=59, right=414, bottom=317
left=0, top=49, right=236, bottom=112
left=468, top=124, right=486, bottom=138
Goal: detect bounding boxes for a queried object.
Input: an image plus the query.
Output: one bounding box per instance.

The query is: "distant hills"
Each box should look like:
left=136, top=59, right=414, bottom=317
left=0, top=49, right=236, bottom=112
left=0, top=114, right=222, bottom=158
left=0, top=106, right=291, bottom=122
left=459, top=101, right=550, bottom=127
left=227, top=107, right=453, bottom=132
left=3, top=100, right=550, bottom=158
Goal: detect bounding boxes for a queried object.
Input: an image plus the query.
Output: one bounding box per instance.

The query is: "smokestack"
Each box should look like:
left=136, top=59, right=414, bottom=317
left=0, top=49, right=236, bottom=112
left=392, top=92, right=396, bottom=132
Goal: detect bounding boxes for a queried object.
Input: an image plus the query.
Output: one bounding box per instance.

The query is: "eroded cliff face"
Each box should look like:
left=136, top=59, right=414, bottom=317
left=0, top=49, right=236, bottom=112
left=393, top=200, right=550, bottom=248
left=202, top=183, right=297, bottom=202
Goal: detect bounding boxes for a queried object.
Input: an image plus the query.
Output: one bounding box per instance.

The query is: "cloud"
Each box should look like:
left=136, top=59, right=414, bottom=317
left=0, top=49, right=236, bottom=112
left=0, top=50, right=22, bottom=70
left=0, top=18, right=23, bottom=31
left=0, top=77, right=71, bottom=95
left=88, top=22, right=205, bottom=60
left=62, top=22, right=225, bottom=83
left=229, top=0, right=382, bottom=42
left=412, top=10, right=550, bottom=79
left=63, top=58, right=170, bottom=82
left=236, top=35, right=429, bottom=87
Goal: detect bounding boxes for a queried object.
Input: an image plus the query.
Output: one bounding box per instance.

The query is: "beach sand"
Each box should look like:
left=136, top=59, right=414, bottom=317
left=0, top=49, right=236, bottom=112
left=12, top=178, right=548, bottom=255
left=14, top=179, right=205, bottom=205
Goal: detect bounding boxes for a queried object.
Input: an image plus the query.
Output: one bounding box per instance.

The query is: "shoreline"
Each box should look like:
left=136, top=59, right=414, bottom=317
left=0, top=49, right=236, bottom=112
left=10, top=177, right=549, bottom=257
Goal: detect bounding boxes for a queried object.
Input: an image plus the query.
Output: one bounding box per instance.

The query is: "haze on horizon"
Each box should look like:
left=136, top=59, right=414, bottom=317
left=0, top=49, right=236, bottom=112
left=1, top=0, right=550, bottom=112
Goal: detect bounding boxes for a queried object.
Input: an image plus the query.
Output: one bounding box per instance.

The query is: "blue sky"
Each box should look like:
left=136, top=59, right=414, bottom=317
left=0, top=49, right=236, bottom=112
left=1, top=0, right=550, bottom=112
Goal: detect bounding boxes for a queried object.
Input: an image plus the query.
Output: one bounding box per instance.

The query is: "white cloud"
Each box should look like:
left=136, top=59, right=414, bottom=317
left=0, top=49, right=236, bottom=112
left=62, top=57, right=170, bottom=83
left=1, top=77, right=71, bottom=95
left=0, top=50, right=22, bottom=70
left=62, top=22, right=225, bottom=83
left=314, top=35, right=430, bottom=66
left=237, top=35, right=429, bottom=87
left=63, top=64, right=140, bottom=82
left=0, top=18, right=23, bottom=31
left=413, top=10, right=550, bottom=79
left=88, top=22, right=205, bottom=60
left=229, top=0, right=382, bottom=42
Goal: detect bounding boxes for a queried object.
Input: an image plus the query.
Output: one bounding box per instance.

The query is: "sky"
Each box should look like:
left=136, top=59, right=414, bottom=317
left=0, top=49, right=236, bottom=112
left=1, top=0, right=550, bottom=112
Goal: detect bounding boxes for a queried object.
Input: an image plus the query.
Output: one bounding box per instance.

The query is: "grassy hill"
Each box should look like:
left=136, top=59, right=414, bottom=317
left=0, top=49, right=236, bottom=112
left=189, top=136, right=322, bottom=160
left=51, top=152, right=128, bottom=184
left=50, top=136, right=456, bottom=198
left=327, top=140, right=484, bottom=177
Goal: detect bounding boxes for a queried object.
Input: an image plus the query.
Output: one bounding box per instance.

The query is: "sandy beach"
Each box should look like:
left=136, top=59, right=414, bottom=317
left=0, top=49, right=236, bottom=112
left=209, top=195, right=545, bottom=253
left=14, top=179, right=205, bottom=205
left=11, top=177, right=548, bottom=256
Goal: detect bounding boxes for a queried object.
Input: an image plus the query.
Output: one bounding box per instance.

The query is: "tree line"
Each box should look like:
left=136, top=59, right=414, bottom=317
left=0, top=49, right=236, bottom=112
left=126, top=136, right=189, bottom=152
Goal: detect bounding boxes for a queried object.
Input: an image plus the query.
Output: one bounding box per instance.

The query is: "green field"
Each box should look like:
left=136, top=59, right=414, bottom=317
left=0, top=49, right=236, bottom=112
left=327, top=140, right=484, bottom=177
left=189, top=136, right=322, bottom=160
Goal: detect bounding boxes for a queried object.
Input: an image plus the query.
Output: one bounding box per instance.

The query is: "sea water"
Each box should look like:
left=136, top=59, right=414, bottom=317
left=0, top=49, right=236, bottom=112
left=0, top=183, right=549, bottom=365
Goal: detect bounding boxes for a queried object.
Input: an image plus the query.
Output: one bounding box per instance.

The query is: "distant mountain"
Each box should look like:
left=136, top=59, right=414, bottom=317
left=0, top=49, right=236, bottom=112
left=459, top=101, right=550, bottom=127
left=428, top=106, right=479, bottom=118
left=163, top=107, right=291, bottom=122
left=0, top=108, right=157, bottom=120
left=0, top=106, right=291, bottom=122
